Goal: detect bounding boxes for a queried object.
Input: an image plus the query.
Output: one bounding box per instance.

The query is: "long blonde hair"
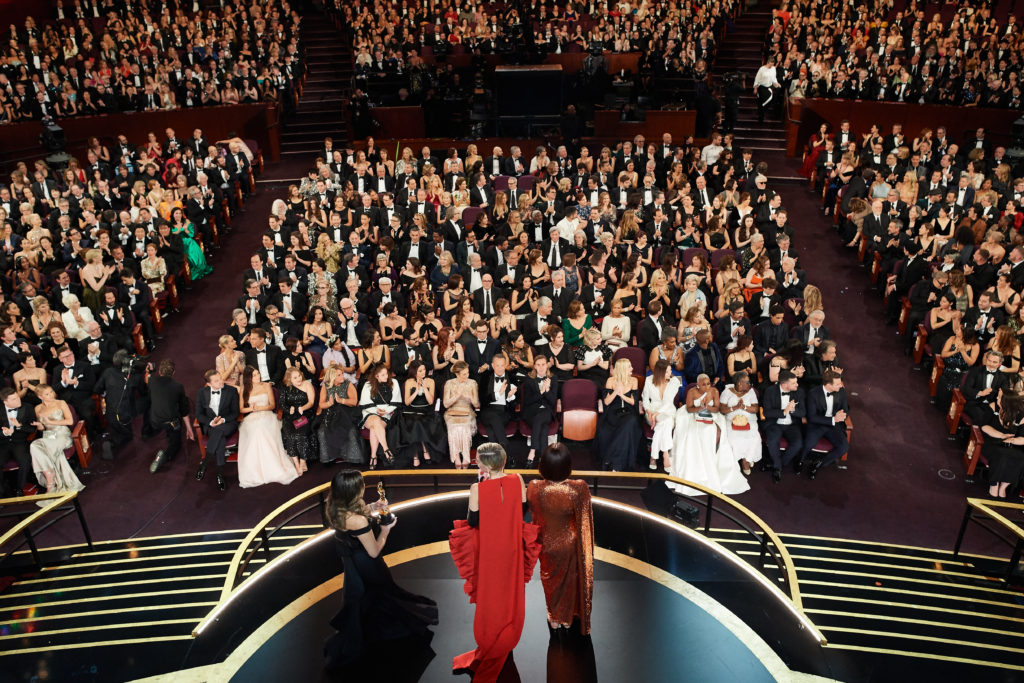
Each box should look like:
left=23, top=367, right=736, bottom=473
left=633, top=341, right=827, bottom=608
left=611, top=358, right=632, bottom=387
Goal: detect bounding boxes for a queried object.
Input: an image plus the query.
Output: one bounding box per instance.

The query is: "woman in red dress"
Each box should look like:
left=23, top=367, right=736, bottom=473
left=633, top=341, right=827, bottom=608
left=800, top=122, right=831, bottom=178
left=527, top=443, right=594, bottom=633
left=450, top=443, right=541, bottom=681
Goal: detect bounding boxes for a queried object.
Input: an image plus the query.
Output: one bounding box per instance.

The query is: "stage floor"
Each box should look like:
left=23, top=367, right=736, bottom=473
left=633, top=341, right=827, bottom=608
left=222, top=551, right=786, bottom=682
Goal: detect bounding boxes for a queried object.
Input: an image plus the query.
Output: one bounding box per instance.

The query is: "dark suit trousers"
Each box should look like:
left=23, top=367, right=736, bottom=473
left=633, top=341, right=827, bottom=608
left=203, top=421, right=239, bottom=469
left=153, top=416, right=184, bottom=461
left=479, top=406, right=512, bottom=452
left=0, top=441, right=32, bottom=492
left=964, top=400, right=992, bottom=427
left=105, top=408, right=134, bottom=449
left=523, top=407, right=553, bottom=453
left=764, top=423, right=803, bottom=469
left=802, top=424, right=848, bottom=467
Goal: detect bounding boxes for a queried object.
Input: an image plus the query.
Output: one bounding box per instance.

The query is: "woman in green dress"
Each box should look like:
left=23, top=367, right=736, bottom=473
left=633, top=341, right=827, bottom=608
left=169, top=206, right=212, bottom=280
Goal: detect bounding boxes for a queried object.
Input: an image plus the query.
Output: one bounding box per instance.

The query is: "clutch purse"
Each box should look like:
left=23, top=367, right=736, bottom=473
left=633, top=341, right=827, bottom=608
left=292, top=416, right=309, bottom=429
left=731, top=413, right=750, bottom=431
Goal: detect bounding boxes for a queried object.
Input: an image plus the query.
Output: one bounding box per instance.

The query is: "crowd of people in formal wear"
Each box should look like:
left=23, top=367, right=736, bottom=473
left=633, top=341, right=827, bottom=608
left=766, top=0, right=1024, bottom=108
left=807, top=117, right=1024, bottom=499
left=0, top=0, right=303, bottom=124
left=189, top=128, right=853, bottom=494
left=326, top=0, right=729, bottom=106
left=0, top=124, right=260, bottom=499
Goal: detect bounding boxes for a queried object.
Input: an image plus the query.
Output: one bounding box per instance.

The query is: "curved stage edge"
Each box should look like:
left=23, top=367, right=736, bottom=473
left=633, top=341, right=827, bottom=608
left=183, top=492, right=844, bottom=681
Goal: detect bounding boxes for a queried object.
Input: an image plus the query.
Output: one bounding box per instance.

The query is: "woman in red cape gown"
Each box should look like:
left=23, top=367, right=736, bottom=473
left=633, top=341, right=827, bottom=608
left=449, top=442, right=541, bottom=681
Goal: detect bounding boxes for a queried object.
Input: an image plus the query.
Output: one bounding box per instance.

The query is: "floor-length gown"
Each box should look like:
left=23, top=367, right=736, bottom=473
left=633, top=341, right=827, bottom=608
left=595, top=387, right=642, bottom=471
left=317, top=381, right=364, bottom=464
left=395, top=390, right=448, bottom=464
left=444, top=380, right=478, bottom=465
left=450, top=475, right=541, bottom=681
left=175, top=223, right=212, bottom=279
left=670, top=395, right=750, bottom=496
left=642, top=377, right=682, bottom=456
left=527, top=479, right=594, bottom=633
left=280, top=385, right=315, bottom=464
left=237, top=393, right=299, bottom=488
left=324, top=520, right=438, bottom=672
left=30, top=409, right=84, bottom=502
left=981, top=410, right=1024, bottom=486
left=719, top=385, right=762, bottom=466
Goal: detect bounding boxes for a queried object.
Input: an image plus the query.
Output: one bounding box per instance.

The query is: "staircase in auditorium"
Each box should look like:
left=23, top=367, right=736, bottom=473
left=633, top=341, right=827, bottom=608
left=0, top=523, right=1020, bottom=677
left=281, top=9, right=352, bottom=156
left=713, top=3, right=793, bottom=175
left=710, top=529, right=1024, bottom=673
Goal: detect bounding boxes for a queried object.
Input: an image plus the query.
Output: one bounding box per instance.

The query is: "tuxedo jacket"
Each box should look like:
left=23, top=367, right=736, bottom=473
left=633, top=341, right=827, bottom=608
left=479, top=370, right=518, bottom=417
left=713, top=316, right=753, bottom=351
left=196, top=384, right=241, bottom=432
left=636, top=316, right=664, bottom=354
left=469, top=185, right=493, bottom=207
left=791, top=323, right=831, bottom=347
left=762, top=384, right=807, bottom=424
left=805, top=385, right=849, bottom=428
left=244, top=345, right=285, bottom=385
left=472, top=286, right=508, bottom=317
left=519, top=374, right=558, bottom=419
left=0, top=404, right=37, bottom=443
left=391, top=342, right=432, bottom=378
left=463, top=337, right=501, bottom=375
left=269, top=290, right=308, bottom=322
left=51, top=361, right=97, bottom=402
left=539, top=284, right=574, bottom=320
left=243, top=267, right=279, bottom=294
left=962, top=365, right=1009, bottom=402
left=523, top=312, right=558, bottom=346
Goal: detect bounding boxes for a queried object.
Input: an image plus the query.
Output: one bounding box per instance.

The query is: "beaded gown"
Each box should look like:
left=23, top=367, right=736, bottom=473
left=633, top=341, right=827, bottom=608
left=526, top=479, right=594, bottom=634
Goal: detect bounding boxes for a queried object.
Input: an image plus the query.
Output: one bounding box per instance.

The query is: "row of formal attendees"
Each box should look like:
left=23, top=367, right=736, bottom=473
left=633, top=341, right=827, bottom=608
left=0, top=1, right=303, bottom=124
left=769, top=0, right=1024, bottom=109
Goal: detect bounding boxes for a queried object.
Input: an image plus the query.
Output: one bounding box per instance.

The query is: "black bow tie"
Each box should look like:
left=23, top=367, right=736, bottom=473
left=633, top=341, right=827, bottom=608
left=827, top=391, right=838, bottom=398
left=257, top=349, right=266, bottom=355
left=211, top=390, right=220, bottom=396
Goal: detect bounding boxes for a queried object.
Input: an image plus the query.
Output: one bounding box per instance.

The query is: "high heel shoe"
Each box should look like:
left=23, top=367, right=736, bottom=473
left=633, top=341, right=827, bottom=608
left=383, top=450, right=395, bottom=466
left=649, top=458, right=657, bottom=470
left=413, top=456, right=420, bottom=467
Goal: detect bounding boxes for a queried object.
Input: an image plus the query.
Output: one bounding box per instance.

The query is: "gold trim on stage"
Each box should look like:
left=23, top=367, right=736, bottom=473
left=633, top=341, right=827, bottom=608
left=0, top=587, right=222, bottom=613
left=822, top=626, right=1024, bottom=655
left=795, top=568, right=1021, bottom=597
left=0, top=618, right=198, bottom=642
left=800, top=594, right=1024, bottom=625
left=823, top=643, right=1024, bottom=672
left=806, top=609, right=1024, bottom=638
left=14, top=561, right=234, bottom=585
left=1, top=602, right=219, bottom=625
left=800, top=580, right=1023, bottom=611
left=0, top=575, right=226, bottom=600
left=0, top=635, right=193, bottom=657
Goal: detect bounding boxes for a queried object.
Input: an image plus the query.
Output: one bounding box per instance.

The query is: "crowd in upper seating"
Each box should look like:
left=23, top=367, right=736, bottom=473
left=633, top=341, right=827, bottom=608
left=771, top=0, right=1024, bottom=108
left=806, top=117, right=1024, bottom=497
left=186, top=128, right=851, bottom=494
left=0, top=123, right=259, bottom=498
left=0, top=0, right=303, bottom=123
left=326, top=0, right=728, bottom=105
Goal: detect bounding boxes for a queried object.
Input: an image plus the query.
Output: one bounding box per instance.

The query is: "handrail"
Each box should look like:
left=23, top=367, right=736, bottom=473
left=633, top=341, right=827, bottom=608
left=953, top=497, right=1024, bottom=581
left=0, top=490, right=93, bottom=570
left=208, top=470, right=802, bottom=612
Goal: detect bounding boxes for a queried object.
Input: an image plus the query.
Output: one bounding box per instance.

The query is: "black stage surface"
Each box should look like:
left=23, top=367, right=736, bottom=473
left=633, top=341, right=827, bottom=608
left=228, top=554, right=779, bottom=683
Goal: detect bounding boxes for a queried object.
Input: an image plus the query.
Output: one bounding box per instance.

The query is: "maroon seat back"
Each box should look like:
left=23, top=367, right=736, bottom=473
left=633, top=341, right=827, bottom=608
left=613, top=346, right=647, bottom=378
left=561, top=379, right=597, bottom=411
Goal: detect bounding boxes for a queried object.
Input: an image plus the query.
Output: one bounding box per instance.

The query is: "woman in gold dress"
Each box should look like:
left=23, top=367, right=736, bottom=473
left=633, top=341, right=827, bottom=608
left=443, top=360, right=479, bottom=469
left=527, top=443, right=594, bottom=633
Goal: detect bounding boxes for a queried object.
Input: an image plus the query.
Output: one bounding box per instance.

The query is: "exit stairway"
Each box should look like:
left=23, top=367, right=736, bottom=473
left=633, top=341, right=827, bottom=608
left=281, top=10, right=352, bottom=156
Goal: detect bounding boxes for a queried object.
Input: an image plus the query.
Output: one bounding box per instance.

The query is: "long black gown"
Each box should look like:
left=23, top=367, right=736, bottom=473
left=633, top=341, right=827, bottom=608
left=324, top=520, right=438, bottom=672
left=596, top=387, right=643, bottom=471
left=981, top=410, right=1024, bottom=486
left=393, top=391, right=448, bottom=465
left=317, top=381, right=364, bottom=465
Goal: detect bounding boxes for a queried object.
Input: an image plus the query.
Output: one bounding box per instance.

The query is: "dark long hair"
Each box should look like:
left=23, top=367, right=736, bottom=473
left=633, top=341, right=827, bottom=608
left=327, top=469, right=369, bottom=530
left=539, top=442, right=572, bottom=482
left=242, top=364, right=258, bottom=405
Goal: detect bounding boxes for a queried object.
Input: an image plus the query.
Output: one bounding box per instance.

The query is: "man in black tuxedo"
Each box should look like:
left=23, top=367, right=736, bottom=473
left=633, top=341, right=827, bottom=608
left=52, top=346, right=99, bottom=440
left=478, top=354, right=518, bottom=457
left=962, top=351, right=1009, bottom=425
left=482, top=147, right=506, bottom=180
left=769, top=233, right=799, bottom=271
left=746, top=278, right=781, bottom=323
left=391, top=328, right=432, bottom=381
left=81, top=321, right=119, bottom=368
left=367, top=277, right=404, bottom=320
left=540, top=269, right=573, bottom=320
left=762, top=370, right=806, bottom=482
left=791, top=309, right=830, bottom=355
left=261, top=306, right=295, bottom=350
left=713, top=302, right=753, bottom=354
left=964, top=292, right=1006, bottom=349
left=244, top=328, right=285, bottom=385
left=472, top=274, right=505, bottom=319
left=49, top=271, right=84, bottom=313
left=0, top=388, right=37, bottom=497
left=195, top=370, right=240, bottom=490
left=469, top=173, right=493, bottom=208
left=0, top=326, right=30, bottom=376
left=800, top=370, right=850, bottom=479
left=520, top=355, right=559, bottom=462
left=637, top=300, right=666, bottom=355
left=523, top=297, right=556, bottom=346
left=1001, top=247, right=1024, bottom=291
left=965, top=248, right=997, bottom=294
left=119, top=272, right=158, bottom=349
left=336, top=298, right=369, bottom=350
left=464, top=320, right=500, bottom=377
left=541, top=227, right=571, bottom=270
left=277, top=255, right=309, bottom=295
left=148, top=359, right=194, bottom=474
left=239, top=279, right=269, bottom=326
left=243, top=253, right=278, bottom=297
left=95, top=350, right=149, bottom=459
left=581, top=272, right=613, bottom=320
left=754, top=305, right=789, bottom=357
left=96, top=290, right=134, bottom=353
left=397, top=224, right=431, bottom=268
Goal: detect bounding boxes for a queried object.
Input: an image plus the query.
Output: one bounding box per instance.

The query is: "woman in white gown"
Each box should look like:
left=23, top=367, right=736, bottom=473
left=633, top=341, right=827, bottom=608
left=719, top=371, right=761, bottom=476
left=641, top=359, right=682, bottom=470
left=238, top=367, right=299, bottom=488
left=670, top=374, right=749, bottom=496
left=30, top=385, right=85, bottom=506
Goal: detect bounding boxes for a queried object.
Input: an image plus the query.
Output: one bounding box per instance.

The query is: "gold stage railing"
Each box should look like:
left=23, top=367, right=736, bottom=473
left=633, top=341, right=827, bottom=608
left=195, top=470, right=808, bottom=636
left=953, top=497, right=1024, bottom=581
left=0, top=490, right=93, bottom=570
